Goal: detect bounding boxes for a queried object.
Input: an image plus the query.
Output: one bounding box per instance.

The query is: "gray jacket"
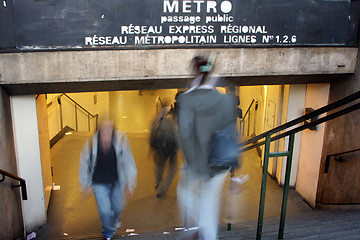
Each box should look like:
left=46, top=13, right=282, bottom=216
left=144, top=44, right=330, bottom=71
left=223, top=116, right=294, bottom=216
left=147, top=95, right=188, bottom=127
left=178, top=88, right=234, bottom=176
left=79, top=130, right=137, bottom=193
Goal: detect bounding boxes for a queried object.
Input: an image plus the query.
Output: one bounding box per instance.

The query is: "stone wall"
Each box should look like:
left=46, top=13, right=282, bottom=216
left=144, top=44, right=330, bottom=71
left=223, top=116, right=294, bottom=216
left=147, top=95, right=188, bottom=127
left=316, top=49, right=360, bottom=206
left=0, top=86, right=24, bottom=239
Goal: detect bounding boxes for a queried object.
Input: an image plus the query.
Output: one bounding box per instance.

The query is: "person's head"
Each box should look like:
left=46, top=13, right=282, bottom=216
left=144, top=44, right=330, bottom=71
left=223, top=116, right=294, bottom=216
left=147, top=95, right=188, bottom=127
left=191, top=55, right=213, bottom=86
left=98, top=114, right=115, bottom=150
left=192, top=56, right=211, bottom=76
left=227, top=86, right=236, bottom=95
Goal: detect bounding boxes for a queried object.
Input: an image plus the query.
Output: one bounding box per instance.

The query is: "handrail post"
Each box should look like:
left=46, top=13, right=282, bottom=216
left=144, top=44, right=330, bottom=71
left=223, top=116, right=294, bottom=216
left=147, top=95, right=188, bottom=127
left=278, top=133, right=295, bottom=239
left=227, top=168, right=235, bottom=231
left=75, top=104, right=78, bottom=131
left=88, top=114, right=90, bottom=131
left=257, top=135, right=271, bottom=240
left=253, top=103, right=257, bottom=136
left=96, top=115, right=99, bottom=131
left=248, top=112, right=251, bottom=136
left=20, top=180, right=28, bottom=200
left=1, top=169, right=28, bottom=200
left=58, top=96, right=63, bottom=136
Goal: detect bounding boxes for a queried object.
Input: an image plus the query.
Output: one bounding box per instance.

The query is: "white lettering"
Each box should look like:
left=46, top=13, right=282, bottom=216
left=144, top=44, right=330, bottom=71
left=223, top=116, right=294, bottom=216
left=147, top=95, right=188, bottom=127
left=163, top=0, right=223, bottom=13
left=224, top=35, right=257, bottom=44
left=193, top=0, right=205, bottom=13
left=163, top=0, right=178, bottom=13
left=85, top=36, right=127, bottom=46
left=221, top=25, right=267, bottom=34
left=121, top=25, right=163, bottom=34
left=207, top=1, right=217, bottom=13
left=160, top=15, right=201, bottom=24
left=134, top=35, right=216, bottom=45
left=85, top=37, right=92, bottom=45
left=183, top=0, right=192, bottom=13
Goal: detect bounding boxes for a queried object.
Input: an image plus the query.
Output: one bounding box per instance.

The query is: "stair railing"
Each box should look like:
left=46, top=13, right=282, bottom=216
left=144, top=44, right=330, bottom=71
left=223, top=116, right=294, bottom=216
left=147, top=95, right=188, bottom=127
left=237, top=90, right=360, bottom=240
left=324, top=147, right=360, bottom=173
left=0, top=169, right=27, bottom=200
left=57, top=93, right=98, bottom=134
left=155, top=96, right=164, bottom=114
left=239, top=98, right=258, bottom=137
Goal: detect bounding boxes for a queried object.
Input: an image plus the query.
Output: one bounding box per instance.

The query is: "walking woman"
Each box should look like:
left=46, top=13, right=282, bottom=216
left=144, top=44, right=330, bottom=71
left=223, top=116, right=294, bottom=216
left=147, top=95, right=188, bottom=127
left=177, top=55, right=235, bottom=240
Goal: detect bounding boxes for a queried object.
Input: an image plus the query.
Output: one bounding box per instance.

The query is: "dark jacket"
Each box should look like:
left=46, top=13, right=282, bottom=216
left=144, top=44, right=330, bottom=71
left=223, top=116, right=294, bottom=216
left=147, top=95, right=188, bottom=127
left=150, top=107, right=179, bottom=157
left=178, top=88, right=234, bottom=176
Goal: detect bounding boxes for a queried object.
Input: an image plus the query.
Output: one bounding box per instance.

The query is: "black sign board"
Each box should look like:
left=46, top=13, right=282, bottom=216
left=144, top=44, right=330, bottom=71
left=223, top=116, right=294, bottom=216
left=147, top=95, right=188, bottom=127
left=0, top=0, right=355, bottom=50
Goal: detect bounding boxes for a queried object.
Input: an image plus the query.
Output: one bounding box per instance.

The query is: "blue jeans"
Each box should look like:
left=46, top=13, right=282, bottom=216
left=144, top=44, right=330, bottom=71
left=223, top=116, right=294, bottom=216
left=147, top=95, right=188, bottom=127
left=93, top=181, right=123, bottom=238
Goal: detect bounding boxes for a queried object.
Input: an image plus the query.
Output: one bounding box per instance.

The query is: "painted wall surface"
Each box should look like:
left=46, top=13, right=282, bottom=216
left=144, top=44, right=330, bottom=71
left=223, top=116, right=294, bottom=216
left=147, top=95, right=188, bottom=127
left=0, top=87, right=24, bottom=240
left=279, top=84, right=306, bottom=187
left=10, top=95, right=47, bottom=232
left=46, top=94, right=61, bottom=140
left=239, top=86, right=263, bottom=138
left=35, top=95, right=53, bottom=210
left=262, top=86, right=282, bottom=176
left=296, top=84, right=330, bottom=207
left=47, top=92, right=109, bottom=140
left=238, top=85, right=283, bottom=174
left=276, top=85, right=290, bottom=183
left=109, top=89, right=178, bottom=133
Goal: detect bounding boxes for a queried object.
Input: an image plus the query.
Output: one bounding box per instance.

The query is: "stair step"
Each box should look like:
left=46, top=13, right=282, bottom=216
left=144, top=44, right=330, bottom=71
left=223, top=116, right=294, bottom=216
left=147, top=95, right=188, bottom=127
left=51, top=210, right=360, bottom=240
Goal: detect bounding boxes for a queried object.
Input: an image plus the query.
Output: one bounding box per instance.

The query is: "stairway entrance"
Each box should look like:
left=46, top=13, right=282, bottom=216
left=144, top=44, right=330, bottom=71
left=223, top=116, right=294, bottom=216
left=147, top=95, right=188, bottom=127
left=36, top=131, right=311, bottom=239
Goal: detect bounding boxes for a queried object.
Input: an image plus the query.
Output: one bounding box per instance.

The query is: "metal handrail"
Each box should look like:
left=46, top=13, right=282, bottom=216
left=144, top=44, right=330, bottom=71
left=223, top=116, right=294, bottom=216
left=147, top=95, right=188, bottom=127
left=59, top=93, right=97, bottom=118
left=240, top=98, right=258, bottom=137
left=242, top=98, right=258, bottom=120
left=0, top=169, right=27, bottom=200
left=237, top=90, right=360, bottom=240
left=156, top=96, right=163, bottom=114
left=241, top=102, right=360, bottom=153
left=240, top=90, right=360, bottom=150
left=58, top=93, right=98, bottom=132
left=324, top=147, right=360, bottom=173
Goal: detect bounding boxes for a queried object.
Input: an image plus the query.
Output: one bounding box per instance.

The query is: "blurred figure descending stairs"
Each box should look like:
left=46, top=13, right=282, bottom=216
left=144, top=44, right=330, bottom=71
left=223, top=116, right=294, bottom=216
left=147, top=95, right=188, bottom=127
left=36, top=130, right=360, bottom=240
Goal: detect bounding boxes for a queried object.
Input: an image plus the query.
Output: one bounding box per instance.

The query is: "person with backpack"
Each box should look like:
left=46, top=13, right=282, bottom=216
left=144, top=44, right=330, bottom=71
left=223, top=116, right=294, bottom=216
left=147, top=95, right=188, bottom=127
left=149, top=102, right=179, bottom=198
left=177, top=55, right=235, bottom=240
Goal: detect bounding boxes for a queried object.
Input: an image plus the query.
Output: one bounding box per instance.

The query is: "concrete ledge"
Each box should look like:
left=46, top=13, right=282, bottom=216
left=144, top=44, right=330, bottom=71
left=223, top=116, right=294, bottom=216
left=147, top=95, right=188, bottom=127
left=0, top=47, right=357, bottom=94
left=1, top=73, right=352, bottom=95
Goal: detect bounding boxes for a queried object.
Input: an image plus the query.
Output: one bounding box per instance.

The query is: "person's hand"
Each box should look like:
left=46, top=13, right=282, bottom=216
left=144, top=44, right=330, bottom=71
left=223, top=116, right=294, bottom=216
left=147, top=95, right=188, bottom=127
left=82, top=187, right=93, bottom=198
left=126, top=186, right=134, bottom=198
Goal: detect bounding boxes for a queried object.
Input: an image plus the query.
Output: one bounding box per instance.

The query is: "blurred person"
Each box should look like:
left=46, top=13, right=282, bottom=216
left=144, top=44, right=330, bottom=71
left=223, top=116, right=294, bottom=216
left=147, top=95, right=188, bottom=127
left=226, top=86, right=242, bottom=120
left=79, top=117, right=137, bottom=240
left=177, top=55, right=236, bottom=240
left=149, top=99, right=179, bottom=198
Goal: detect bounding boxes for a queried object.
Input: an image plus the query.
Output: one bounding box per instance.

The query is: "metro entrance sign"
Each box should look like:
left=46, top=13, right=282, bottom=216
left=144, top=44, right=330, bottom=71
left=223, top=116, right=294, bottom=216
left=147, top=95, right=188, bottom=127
left=0, top=0, right=352, bottom=50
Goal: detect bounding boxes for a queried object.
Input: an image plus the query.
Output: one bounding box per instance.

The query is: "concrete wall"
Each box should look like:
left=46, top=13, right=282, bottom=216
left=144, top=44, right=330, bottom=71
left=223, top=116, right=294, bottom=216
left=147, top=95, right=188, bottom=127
left=316, top=49, right=360, bottom=206
left=10, top=95, right=47, bottom=232
left=0, top=47, right=357, bottom=94
left=0, top=87, right=24, bottom=240
left=296, top=84, right=330, bottom=207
